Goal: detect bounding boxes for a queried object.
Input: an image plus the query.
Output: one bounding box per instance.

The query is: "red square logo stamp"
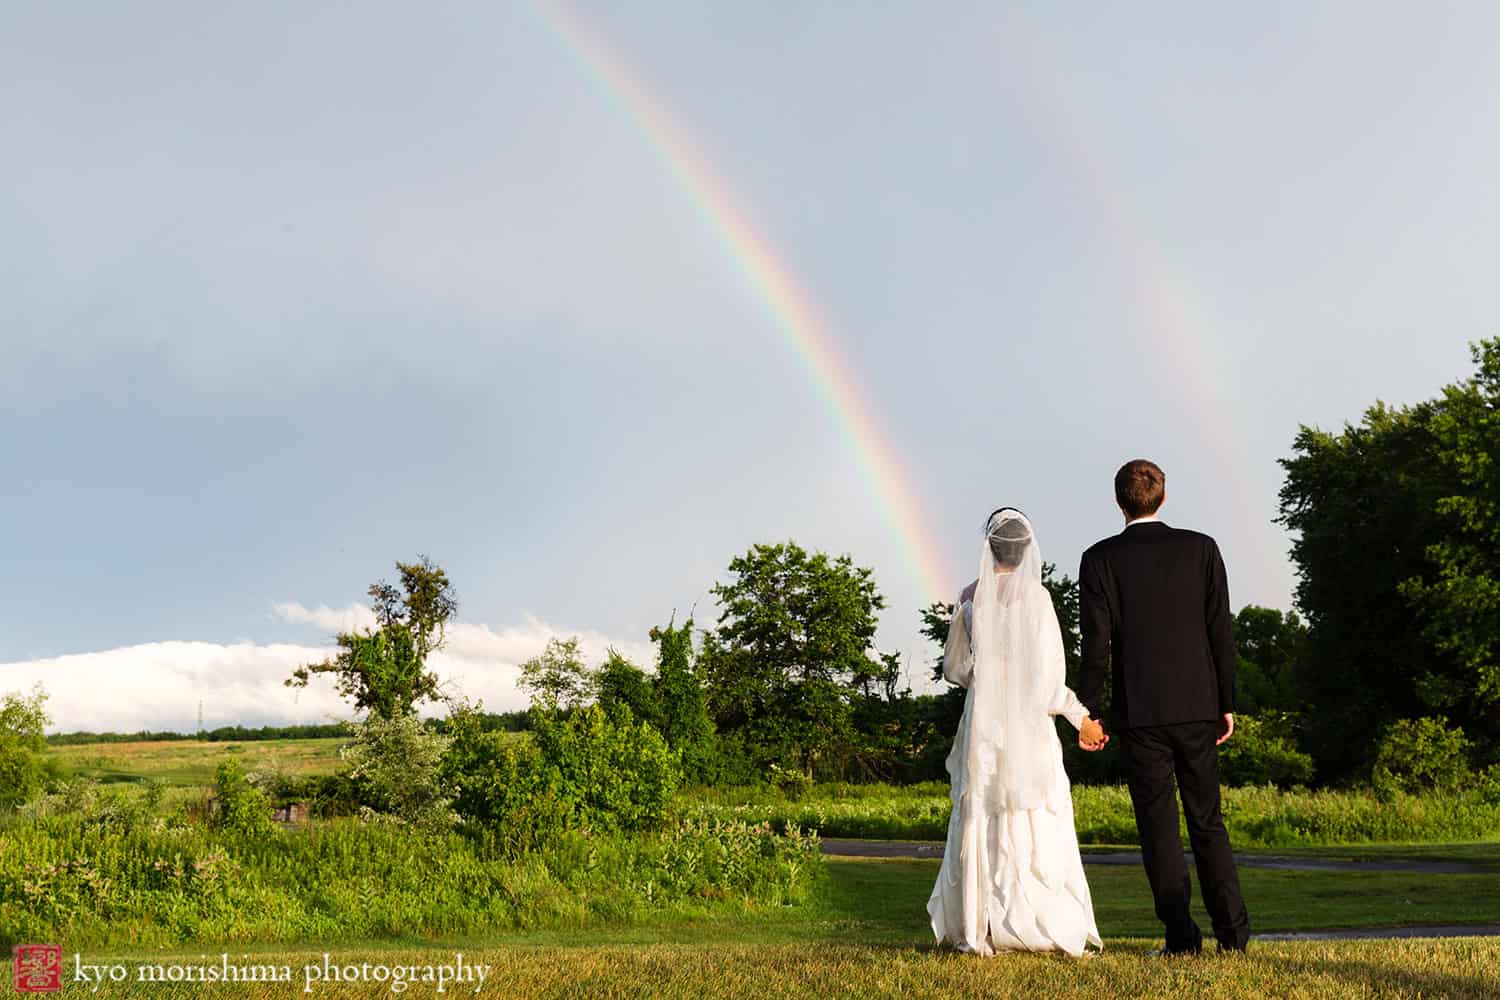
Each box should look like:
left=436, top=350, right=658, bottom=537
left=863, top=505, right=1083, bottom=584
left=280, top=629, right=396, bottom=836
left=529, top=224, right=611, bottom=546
left=12, top=945, right=62, bottom=993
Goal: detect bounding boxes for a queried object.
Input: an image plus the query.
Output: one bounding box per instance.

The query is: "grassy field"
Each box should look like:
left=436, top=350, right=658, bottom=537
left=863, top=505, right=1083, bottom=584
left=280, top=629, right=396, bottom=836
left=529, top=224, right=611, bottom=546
left=39, top=857, right=1500, bottom=997
left=44, top=738, right=348, bottom=787
left=43, top=737, right=1500, bottom=848
left=23, top=738, right=1500, bottom=996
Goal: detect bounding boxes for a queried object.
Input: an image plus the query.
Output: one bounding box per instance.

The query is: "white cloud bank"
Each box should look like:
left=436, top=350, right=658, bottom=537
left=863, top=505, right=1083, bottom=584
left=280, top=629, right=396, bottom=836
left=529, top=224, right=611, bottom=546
left=0, top=604, right=655, bottom=734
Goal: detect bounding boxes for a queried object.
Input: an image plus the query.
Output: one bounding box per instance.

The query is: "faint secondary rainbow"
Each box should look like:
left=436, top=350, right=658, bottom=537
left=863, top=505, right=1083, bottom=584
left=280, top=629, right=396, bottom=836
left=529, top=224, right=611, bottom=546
left=992, top=13, right=1241, bottom=459
left=533, top=2, right=954, bottom=601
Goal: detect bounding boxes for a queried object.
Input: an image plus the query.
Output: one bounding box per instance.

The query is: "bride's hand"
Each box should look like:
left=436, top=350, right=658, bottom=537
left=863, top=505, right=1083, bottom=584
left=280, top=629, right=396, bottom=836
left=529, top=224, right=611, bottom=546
left=1078, top=716, right=1109, bottom=751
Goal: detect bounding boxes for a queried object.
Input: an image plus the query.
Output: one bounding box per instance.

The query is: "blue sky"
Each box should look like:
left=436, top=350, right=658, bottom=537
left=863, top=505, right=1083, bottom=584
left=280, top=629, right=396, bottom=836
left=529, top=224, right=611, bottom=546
left=3, top=2, right=1496, bottom=730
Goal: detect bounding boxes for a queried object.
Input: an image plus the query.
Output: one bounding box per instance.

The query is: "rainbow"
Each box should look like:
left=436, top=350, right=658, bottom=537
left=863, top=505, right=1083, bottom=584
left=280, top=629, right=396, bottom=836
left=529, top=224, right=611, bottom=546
left=532, top=2, right=955, bottom=602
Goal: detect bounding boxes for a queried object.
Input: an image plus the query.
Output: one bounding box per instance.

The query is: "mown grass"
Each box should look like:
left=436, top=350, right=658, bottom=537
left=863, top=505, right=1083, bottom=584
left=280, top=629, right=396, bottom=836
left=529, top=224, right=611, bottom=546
left=39, top=857, right=1500, bottom=997
left=36, top=940, right=1500, bottom=999
left=679, top=780, right=1500, bottom=848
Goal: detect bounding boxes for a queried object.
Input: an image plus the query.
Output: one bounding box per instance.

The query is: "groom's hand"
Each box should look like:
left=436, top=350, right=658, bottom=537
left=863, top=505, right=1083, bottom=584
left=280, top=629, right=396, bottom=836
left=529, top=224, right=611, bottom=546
left=1216, top=713, right=1235, bottom=745
left=1079, top=716, right=1108, bottom=751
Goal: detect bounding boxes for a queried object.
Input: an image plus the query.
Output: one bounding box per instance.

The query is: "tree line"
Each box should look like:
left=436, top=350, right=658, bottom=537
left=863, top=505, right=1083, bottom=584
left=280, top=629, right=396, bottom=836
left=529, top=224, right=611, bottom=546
left=7, top=339, right=1494, bottom=802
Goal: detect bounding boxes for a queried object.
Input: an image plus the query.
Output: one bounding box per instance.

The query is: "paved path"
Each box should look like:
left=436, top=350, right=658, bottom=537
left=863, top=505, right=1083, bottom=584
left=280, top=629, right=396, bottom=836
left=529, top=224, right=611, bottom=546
left=820, top=839, right=1487, bottom=874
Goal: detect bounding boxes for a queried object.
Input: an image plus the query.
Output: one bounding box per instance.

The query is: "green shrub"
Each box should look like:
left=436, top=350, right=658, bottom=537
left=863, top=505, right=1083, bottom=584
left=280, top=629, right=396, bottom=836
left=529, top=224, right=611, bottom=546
left=444, top=702, right=681, bottom=848
left=1474, top=764, right=1500, bottom=804
left=704, top=730, right=766, bottom=787
left=442, top=704, right=568, bottom=854
left=340, top=712, right=455, bottom=829
left=532, top=704, right=681, bottom=832
left=768, top=762, right=813, bottom=801
left=1218, top=713, right=1315, bottom=787
left=211, top=759, right=272, bottom=837
left=594, top=650, right=663, bottom=732
left=0, top=686, right=51, bottom=811
left=1371, top=716, right=1471, bottom=801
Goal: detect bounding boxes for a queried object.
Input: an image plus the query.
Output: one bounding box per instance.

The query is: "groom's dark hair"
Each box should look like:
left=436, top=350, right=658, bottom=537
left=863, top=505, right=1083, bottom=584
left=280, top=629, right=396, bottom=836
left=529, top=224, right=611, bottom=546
left=1115, top=459, right=1165, bottom=519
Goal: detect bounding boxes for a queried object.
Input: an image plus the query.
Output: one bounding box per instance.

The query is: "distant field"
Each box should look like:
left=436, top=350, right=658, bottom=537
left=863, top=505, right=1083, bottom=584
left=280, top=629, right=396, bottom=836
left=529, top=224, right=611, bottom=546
left=42, top=740, right=1500, bottom=851
left=43, top=737, right=349, bottom=787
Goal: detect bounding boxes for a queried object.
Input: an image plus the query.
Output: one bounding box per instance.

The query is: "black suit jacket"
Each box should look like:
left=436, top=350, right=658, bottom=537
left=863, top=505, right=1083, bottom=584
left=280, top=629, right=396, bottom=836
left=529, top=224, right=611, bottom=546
left=1078, top=520, right=1236, bottom=730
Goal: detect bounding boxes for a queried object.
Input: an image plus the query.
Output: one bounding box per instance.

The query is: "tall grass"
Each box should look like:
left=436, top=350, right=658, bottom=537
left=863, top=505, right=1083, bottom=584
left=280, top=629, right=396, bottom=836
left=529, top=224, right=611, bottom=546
left=675, top=781, right=1500, bottom=848
left=0, top=810, right=822, bottom=949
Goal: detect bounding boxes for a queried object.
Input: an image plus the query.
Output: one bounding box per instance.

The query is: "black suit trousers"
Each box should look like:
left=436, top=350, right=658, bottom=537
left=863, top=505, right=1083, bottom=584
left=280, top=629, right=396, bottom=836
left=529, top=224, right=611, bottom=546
left=1119, top=721, right=1250, bottom=952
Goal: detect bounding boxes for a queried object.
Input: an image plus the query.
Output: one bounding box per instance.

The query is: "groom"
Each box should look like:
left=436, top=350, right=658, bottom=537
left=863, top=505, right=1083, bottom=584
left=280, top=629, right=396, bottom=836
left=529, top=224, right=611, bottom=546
left=1077, top=459, right=1250, bottom=955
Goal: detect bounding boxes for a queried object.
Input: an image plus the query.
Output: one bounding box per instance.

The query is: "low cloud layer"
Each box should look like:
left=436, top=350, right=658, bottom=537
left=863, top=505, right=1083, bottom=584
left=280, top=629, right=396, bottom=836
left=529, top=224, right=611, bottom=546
left=0, top=603, right=654, bottom=734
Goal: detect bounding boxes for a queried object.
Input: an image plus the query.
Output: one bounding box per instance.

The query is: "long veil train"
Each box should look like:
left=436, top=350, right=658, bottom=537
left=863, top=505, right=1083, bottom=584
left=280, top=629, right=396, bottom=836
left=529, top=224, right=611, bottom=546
left=926, top=509, right=1102, bottom=957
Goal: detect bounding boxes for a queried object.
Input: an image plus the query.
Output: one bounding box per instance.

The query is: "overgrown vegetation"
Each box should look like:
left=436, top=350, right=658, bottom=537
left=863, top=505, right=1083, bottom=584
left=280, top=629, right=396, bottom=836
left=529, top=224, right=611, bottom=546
left=0, top=802, right=821, bottom=949
left=678, top=780, right=1500, bottom=848
left=0, top=686, right=56, bottom=810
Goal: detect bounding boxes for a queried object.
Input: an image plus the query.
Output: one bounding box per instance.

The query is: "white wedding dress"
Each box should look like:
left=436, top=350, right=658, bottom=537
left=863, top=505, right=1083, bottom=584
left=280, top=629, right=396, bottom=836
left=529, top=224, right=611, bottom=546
left=926, top=510, right=1103, bottom=957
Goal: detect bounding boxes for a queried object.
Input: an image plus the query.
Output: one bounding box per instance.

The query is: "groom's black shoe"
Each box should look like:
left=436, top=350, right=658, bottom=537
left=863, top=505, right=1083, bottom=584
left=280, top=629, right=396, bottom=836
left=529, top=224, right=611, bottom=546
left=1147, top=928, right=1203, bottom=958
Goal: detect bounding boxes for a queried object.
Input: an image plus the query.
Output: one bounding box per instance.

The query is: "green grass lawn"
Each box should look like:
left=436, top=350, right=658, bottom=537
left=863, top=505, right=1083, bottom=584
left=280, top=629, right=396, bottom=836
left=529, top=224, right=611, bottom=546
left=43, top=940, right=1500, bottom=998
left=1233, top=841, right=1500, bottom=870
left=50, top=857, right=1500, bottom=997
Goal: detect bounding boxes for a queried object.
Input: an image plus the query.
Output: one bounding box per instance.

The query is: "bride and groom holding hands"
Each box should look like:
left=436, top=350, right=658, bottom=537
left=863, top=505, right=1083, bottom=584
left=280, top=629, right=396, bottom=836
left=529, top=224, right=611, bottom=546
left=927, top=459, right=1252, bottom=958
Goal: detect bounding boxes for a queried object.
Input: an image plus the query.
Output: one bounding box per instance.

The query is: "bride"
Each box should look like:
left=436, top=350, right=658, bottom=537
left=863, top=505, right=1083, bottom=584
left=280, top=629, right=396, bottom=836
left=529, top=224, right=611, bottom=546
left=927, top=507, right=1106, bottom=957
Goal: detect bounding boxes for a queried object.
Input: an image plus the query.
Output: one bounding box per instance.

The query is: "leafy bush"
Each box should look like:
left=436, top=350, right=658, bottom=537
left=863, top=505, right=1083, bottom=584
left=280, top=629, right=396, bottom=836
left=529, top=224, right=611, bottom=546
left=1474, top=764, right=1500, bottom=804
left=247, top=768, right=364, bottom=819
left=531, top=705, right=681, bottom=832
left=441, top=704, right=568, bottom=854
left=704, top=730, right=768, bottom=787
left=340, top=712, right=455, bottom=829
left=1371, top=716, right=1471, bottom=801
left=210, top=759, right=272, bottom=837
left=768, top=762, right=813, bottom=801
left=443, top=701, right=681, bottom=848
left=594, top=650, right=663, bottom=732
left=0, top=686, right=52, bottom=811
left=1218, top=713, right=1315, bottom=787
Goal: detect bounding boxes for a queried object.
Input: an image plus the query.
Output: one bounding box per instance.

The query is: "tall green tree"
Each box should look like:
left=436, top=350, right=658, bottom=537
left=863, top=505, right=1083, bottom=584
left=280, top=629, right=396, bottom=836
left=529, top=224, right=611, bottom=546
left=700, top=541, right=886, bottom=777
left=594, top=647, right=663, bottom=731
left=1278, top=337, right=1500, bottom=777
left=286, top=557, right=457, bottom=719
left=1232, top=606, right=1308, bottom=714
left=919, top=601, right=954, bottom=685
left=1399, top=339, right=1500, bottom=743
left=649, top=615, right=717, bottom=785
left=518, top=636, right=595, bottom=711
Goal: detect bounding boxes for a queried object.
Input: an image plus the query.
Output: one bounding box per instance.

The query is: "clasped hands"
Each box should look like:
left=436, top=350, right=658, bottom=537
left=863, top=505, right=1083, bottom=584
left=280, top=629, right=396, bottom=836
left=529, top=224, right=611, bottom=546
left=1078, top=716, right=1109, bottom=751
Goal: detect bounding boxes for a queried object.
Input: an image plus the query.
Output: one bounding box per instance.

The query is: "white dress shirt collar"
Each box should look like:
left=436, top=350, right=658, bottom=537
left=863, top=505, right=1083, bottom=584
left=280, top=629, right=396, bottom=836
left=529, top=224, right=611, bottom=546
left=1125, top=513, right=1162, bottom=528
